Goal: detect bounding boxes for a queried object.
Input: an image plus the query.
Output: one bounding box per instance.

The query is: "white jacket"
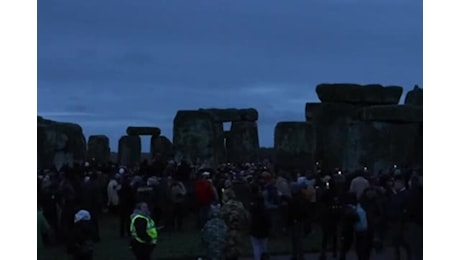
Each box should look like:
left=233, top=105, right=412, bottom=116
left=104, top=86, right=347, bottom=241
left=107, top=179, right=121, bottom=206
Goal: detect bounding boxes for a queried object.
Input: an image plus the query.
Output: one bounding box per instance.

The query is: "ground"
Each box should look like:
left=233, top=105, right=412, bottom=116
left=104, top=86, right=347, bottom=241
left=41, top=213, right=402, bottom=260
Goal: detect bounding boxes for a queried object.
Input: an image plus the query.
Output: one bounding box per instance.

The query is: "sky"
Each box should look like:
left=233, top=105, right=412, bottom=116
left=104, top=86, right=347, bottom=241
left=37, top=0, right=422, bottom=152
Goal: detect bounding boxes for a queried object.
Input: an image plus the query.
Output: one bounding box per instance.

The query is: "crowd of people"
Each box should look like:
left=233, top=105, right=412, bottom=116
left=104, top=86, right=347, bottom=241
left=37, top=157, right=423, bottom=260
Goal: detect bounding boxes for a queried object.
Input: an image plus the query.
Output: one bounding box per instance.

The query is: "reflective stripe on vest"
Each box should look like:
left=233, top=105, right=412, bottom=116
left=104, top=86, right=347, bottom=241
left=130, top=214, right=158, bottom=244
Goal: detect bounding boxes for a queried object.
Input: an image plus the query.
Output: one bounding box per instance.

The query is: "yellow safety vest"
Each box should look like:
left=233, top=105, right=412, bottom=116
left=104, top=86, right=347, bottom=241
left=130, top=214, right=158, bottom=244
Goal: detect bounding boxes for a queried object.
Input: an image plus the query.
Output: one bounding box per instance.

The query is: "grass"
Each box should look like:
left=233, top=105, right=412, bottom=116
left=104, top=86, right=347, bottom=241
left=41, top=213, right=323, bottom=260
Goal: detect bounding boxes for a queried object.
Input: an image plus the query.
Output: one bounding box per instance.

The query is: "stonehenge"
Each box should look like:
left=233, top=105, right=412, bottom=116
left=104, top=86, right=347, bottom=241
left=173, top=108, right=260, bottom=165
left=87, top=135, right=110, bottom=164
left=119, top=126, right=172, bottom=166
left=126, top=127, right=161, bottom=137
left=118, top=135, right=141, bottom=167
left=226, top=121, right=260, bottom=163
left=274, top=122, right=315, bottom=171
left=404, top=85, right=423, bottom=106
left=37, top=116, right=86, bottom=170
left=275, top=83, right=423, bottom=173
left=37, top=84, right=422, bottom=174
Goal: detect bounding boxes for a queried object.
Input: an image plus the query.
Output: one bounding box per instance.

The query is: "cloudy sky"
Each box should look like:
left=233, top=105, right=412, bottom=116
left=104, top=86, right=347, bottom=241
left=37, top=0, right=422, bottom=151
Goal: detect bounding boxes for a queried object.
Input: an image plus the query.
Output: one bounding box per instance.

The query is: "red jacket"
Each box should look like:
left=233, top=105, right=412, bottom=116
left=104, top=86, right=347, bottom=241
left=194, top=179, right=213, bottom=206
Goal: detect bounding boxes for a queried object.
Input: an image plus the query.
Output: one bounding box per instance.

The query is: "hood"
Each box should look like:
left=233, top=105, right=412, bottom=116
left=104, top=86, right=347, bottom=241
left=130, top=208, right=151, bottom=220
left=74, top=210, right=91, bottom=223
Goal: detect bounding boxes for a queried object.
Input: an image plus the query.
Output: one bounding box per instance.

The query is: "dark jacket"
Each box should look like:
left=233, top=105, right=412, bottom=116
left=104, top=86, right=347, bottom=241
left=287, top=192, right=309, bottom=225
left=407, top=186, right=423, bottom=225
left=387, top=188, right=410, bottom=223
left=67, top=220, right=96, bottom=257
left=249, top=196, right=271, bottom=238
left=317, top=187, right=341, bottom=224
left=119, top=178, right=135, bottom=212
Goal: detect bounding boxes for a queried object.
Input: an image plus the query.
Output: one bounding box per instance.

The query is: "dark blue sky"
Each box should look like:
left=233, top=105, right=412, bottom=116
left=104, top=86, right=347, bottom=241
left=37, top=0, right=422, bottom=151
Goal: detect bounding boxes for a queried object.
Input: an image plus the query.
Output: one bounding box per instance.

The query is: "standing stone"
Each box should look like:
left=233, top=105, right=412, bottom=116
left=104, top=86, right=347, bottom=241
left=404, top=85, right=423, bottom=106
left=348, top=105, right=423, bottom=171
left=126, top=127, right=161, bottom=137
left=150, top=135, right=173, bottom=161
left=118, top=135, right=141, bottom=167
left=37, top=116, right=86, bottom=170
left=345, top=121, right=420, bottom=173
left=226, top=121, right=260, bottom=163
left=274, top=122, right=315, bottom=171
left=173, top=110, right=219, bottom=165
left=305, top=103, right=362, bottom=171
left=414, top=124, right=423, bottom=168
left=87, top=135, right=110, bottom=164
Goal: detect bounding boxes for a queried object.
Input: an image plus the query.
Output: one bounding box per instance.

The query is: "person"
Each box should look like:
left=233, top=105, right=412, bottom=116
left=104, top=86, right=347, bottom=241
left=262, top=172, right=281, bottom=237
left=119, top=175, right=135, bottom=237
left=38, top=205, right=51, bottom=260
left=387, top=176, right=412, bottom=260
left=221, top=189, right=248, bottom=260
left=170, top=179, right=187, bottom=231
left=318, top=180, right=340, bottom=260
left=249, top=189, right=271, bottom=260
left=407, top=170, right=423, bottom=260
left=195, top=172, right=216, bottom=228
left=107, top=174, right=121, bottom=214
left=67, top=210, right=97, bottom=260
left=130, top=202, right=158, bottom=260
left=338, top=192, right=368, bottom=260
left=79, top=172, right=102, bottom=242
left=287, top=184, right=309, bottom=260
left=349, top=171, right=369, bottom=201
left=201, top=204, right=228, bottom=260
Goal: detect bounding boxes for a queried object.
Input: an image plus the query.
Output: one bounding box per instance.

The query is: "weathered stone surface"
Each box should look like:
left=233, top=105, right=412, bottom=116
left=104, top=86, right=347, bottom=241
left=414, top=124, right=423, bottom=168
left=87, top=135, right=110, bottom=163
left=316, top=84, right=403, bottom=105
left=306, top=102, right=365, bottom=122
left=199, top=108, right=258, bottom=122
left=226, top=121, right=260, bottom=163
left=274, top=122, right=315, bottom=171
left=37, top=116, right=86, bottom=170
left=118, top=135, right=141, bottom=166
left=173, top=110, right=220, bottom=165
left=404, top=85, right=423, bottom=106
left=360, top=105, right=422, bottom=123
left=305, top=103, right=362, bottom=171
left=304, top=102, right=423, bottom=172
left=126, top=127, right=161, bottom=137
left=344, top=121, right=420, bottom=173
left=150, top=136, right=173, bottom=161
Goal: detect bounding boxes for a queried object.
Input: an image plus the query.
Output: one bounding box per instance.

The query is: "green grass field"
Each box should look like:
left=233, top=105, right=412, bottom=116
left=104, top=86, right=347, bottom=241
left=41, top=214, right=323, bottom=260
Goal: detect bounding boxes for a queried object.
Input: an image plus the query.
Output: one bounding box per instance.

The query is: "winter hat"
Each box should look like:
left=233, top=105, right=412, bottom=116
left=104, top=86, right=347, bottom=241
left=74, top=210, right=91, bottom=223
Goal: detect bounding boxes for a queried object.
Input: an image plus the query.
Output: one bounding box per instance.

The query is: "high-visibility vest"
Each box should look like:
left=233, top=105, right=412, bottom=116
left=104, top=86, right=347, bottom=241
left=130, top=214, right=158, bottom=244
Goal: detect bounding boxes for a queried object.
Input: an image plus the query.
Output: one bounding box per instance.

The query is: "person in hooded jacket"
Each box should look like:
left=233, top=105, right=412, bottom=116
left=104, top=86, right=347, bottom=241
left=318, top=179, right=341, bottom=260
left=201, top=204, right=228, bottom=260
left=67, top=210, right=97, bottom=260
left=130, top=202, right=158, bottom=260
left=287, top=184, right=310, bottom=260
left=249, top=186, right=271, bottom=260
left=119, top=174, right=135, bottom=237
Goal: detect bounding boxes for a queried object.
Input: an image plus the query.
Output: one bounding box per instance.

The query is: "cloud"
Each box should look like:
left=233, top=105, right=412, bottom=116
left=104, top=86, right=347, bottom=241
left=39, top=112, right=98, bottom=117
left=38, top=0, right=422, bottom=151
